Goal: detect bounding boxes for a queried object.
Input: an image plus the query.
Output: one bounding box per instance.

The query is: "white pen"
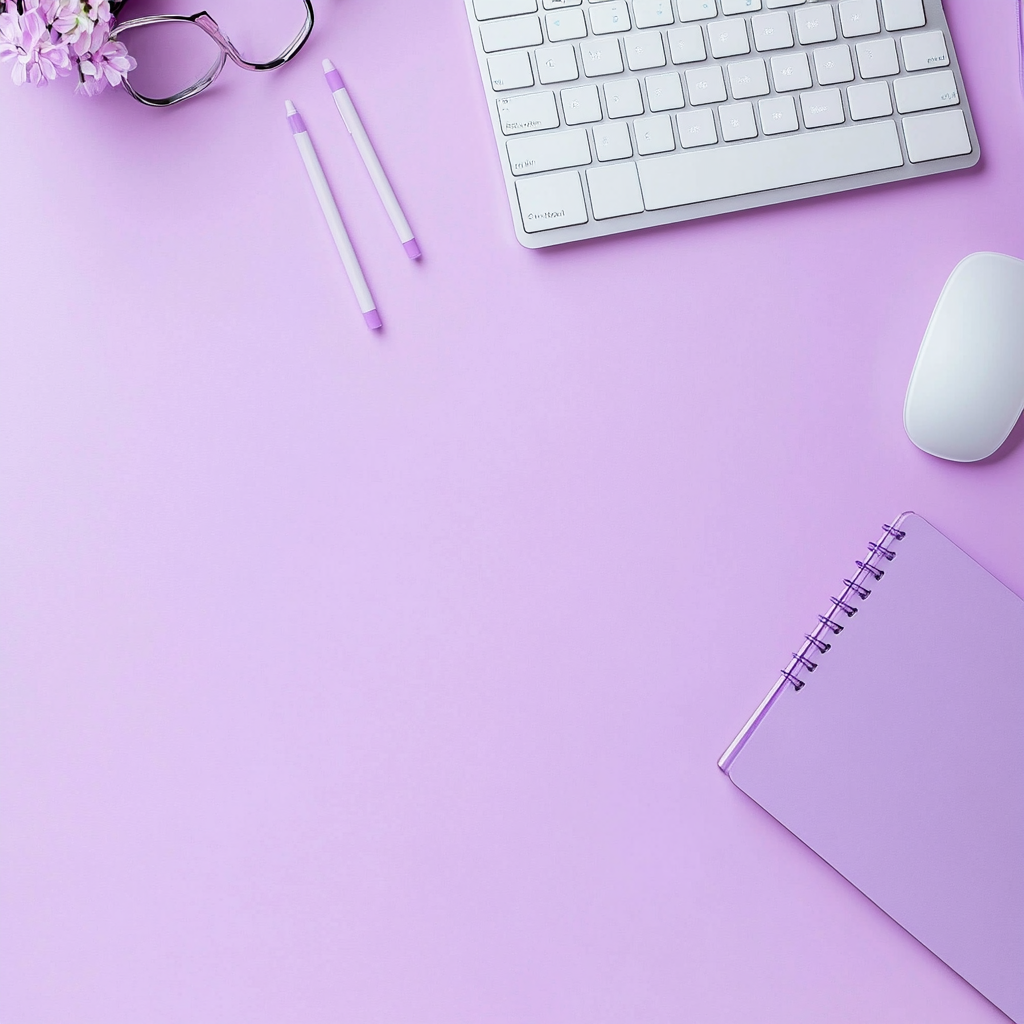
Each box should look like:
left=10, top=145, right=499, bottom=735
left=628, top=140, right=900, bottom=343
left=285, top=99, right=382, bottom=331
left=323, top=59, right=421, bottom=260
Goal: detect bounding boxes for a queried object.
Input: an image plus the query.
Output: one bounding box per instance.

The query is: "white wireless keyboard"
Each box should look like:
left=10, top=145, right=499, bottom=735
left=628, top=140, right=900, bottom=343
left=463, top=0, right=979, bottom=247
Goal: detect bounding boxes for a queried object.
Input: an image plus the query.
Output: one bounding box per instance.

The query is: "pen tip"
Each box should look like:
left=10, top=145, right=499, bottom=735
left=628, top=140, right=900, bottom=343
left=322, top=58, right=335, bottom=72
left=284, top=99, right=297, bottom=116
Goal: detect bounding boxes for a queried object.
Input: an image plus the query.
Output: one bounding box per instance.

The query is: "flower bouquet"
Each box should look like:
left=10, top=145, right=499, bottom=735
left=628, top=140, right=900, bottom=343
left=0, top=0, right=135, bottom=95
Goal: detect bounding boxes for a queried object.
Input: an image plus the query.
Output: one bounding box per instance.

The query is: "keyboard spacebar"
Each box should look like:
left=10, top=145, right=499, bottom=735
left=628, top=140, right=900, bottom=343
left=638, top=121, right=904, bottom=211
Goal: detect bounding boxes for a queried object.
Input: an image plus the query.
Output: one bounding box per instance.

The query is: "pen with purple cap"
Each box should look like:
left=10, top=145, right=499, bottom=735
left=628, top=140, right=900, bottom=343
left=285, top=99, right=382, bottom=331
left=323, top=58, right=421, bottom=260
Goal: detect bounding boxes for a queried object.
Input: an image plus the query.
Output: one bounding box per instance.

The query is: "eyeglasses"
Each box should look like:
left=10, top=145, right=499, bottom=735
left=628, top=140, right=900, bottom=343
left=109, top=0, right=314, bottom=106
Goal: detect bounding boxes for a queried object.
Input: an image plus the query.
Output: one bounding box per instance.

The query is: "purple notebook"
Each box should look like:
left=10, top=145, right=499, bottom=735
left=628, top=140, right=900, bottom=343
left=720, top=512, right=1024, bottom=1022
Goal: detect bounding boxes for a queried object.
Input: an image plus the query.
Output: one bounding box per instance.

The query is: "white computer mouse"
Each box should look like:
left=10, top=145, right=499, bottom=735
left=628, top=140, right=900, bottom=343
left=904, top=252, right=1024, bottom=463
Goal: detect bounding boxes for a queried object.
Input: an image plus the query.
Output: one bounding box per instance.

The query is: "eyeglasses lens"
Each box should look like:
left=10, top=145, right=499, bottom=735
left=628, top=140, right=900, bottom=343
left=120, top=20, right=222, bottom=103
left=199, top=0, right=312, bottom=65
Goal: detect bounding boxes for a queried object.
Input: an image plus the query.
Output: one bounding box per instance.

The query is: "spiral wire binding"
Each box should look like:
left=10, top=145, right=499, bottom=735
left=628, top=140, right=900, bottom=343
left=783, top=523, right=906, bottom=691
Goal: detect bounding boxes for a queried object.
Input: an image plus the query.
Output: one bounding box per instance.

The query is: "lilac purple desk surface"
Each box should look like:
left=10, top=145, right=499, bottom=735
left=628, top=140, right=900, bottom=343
left=2, top=2, right=1024, bottom=1023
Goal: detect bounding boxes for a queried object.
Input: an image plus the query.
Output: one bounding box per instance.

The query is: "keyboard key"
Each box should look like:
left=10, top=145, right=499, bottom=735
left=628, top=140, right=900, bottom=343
left=719, top=100, right=758, bottom=140
left=590, top=1, right=631, bottom=34
left=795, top=4, right=836, bottom=43
left=637, top=119, right=903, bottom=208
left=902, top=108, right=970, bottom=162
left=507, top=127, right=591, bottom=173
left=473, top=0, right=537, bottom=19
left=728, top=57, right=770, bottom=97
left=709, top=18, right=751, bottom=57
left=635, top=113, right=677, bottom=153
left=800, top=86, right=845, bottom=126
left=497, top=91, right=560, bottom=133
left=626, top=30, right=668, bottom=69
left=633, top=0, right=675, bottom=27
left=814, top=44, right=854, bottom=84
left=582, top=40, right=625, bottom=75
left=546, top=8, right=587, bottom=40
left=881, top=0, right=924, bottom=31
left=839, top=0, right=880, bottom=37
left=722, top=0, right=761, bottom=13
left=488, top=51, right=535, bottom=90
left=901, top=30, right=949, bottom=72
left=752, top=11, right=794, bottom=51
left=604, top=77, right=645, bottom=117
left=856, top=37, right=898, bottom=78
left=668, top=24, right=707, bottom=62
left=771, top=52, right=811, bottom=91
left=893, top=69, right=958, bottom=113
left=759, top=94, right=798, bottom=133
left=767, top=0, right=805, bottom=6
left=685, top=64, right=727, bottom=103
left=848, top=80, right=893, bottom=119
left=677, top=0, right=718, bottom=20
left=594, top=120, right=633, bottom=159
left=646, top=71, right=686, bottom=109
left=516, top=171, right=589, bottom=230
left=543, top=0, right=582, bottom=7
left=537, top=44, right=580, bottom=83
left=586, top=162, right=644, bottom=217
left=561, top=84, right=603, bottom=122
left=480, top=16, right=543, bottom=52
left=676, top=108, right=718, bottom=146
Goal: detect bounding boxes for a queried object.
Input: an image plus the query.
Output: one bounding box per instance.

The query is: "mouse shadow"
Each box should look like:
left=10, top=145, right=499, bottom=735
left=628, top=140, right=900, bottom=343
left=975, top=412, right=1024, bottom=466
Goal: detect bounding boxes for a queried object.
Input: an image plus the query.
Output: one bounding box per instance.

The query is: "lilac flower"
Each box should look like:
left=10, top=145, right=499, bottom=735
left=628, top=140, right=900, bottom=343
left=0, top=8, right=71, bottom=86
left=75, top=22, right=134, bottom=95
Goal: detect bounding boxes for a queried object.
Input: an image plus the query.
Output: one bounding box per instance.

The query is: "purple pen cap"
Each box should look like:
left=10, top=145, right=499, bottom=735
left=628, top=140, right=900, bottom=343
left=284, top=99, right=306, bottom=134
left=322, top=58, right=345, bottom=92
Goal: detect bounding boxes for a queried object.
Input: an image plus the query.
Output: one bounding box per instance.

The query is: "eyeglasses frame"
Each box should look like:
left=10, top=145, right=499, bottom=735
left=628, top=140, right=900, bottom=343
left=109, top=0, right=314, bottom=107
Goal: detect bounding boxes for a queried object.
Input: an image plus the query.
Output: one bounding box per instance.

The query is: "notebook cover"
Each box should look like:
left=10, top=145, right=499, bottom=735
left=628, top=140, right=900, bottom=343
left=721, top=513, right=1024, bottom=1023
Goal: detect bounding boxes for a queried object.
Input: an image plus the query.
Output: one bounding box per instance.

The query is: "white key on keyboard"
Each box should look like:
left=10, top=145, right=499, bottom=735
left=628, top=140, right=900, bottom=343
left=516, top=170, right=588, bottom=230
left=856, top=37, right=898, bottom=78
left=474, top=0, right=537, bottom=19
left=668, top=25, right=707, bottom=62
left=561, top=84, right=603, bottom=122
left=635, top=114, right=677, bottom=153
left=901, top=30, right=949, bottom=71
left=590, top=1, right=631, bottom=34
left=582, top=40, right=625, bottom=75
left=800, top=86, right=845, bottom=127
left=795, top=4, right=836, bottom=44
left=543, top=0, right=582, bottom=7
left=537, top=44, right=580, bottom=83
left=728, top=57, right=770, bottom=97
left=752, top=11, right=794, bottom=51
left=587, top=162, right=645, bottom=217
left=646, top=71, right=686, bottom=109
left=814, top=44, right=854, bottom=84
left=626, top=31, right=668, bottom=70
left=848, top=80, right=893, bottom=119
left=677, top=108, right=718, bottom=146
left=507, top=128, right=591, bottom=173
left=488, top=51, right=535, bottom=90
left=759, top=94, right=798, bottom=133
left=685, top=64, right=728, bottom=104
left=678, top=0, right=718, bottom=21
left=893, top=69, right=958, bottom=113
left=633, top=0, right=675, bottom=28
left=546, top=8, right=587, bottom=41
left=722, top=0, right=761, bottom=12
left=498, top=91, right=560, bottom=133
left=720, top=101, right=758, bottom=139
left=881, top=0, right=924, bottom=31
left=839, top=0, right=880, bottom=37
left=709, top=18, right=751, bottom=58
left=605, top=77, right=645, bottom=117
left=595, top=121, right=633, bottom=159
left=771, top=52, right=811, bottom=91
left=902, top=108, right=969, bottom=162
left=766, top=0, right=805, bottom=7
left=480, top=16, right=543, bottom=52
left=637, top=119, right=903, bottom=208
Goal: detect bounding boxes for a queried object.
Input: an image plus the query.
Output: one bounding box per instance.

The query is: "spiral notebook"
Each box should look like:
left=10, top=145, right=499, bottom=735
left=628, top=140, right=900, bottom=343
left=720, top=512, right=1024, bottom=1023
